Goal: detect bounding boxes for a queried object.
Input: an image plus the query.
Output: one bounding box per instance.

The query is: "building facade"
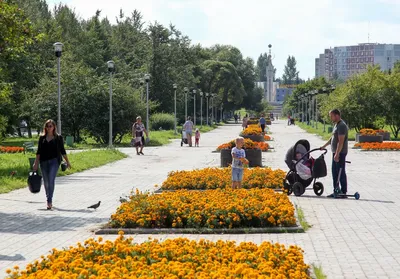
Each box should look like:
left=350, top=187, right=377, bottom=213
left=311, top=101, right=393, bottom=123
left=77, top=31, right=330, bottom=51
left=276, top=86, right=295, bottom=103
left=315, top=43, right=400, bottom=80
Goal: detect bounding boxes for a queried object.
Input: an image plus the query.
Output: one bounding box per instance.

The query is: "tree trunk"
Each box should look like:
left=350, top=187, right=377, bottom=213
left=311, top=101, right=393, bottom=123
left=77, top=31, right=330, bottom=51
left=27, top=120, right=32, bottom=138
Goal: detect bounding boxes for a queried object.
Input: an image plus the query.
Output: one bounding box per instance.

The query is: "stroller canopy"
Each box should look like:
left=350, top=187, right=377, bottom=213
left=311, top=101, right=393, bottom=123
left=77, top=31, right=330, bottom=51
left=285, top=139, right=311, bottom=169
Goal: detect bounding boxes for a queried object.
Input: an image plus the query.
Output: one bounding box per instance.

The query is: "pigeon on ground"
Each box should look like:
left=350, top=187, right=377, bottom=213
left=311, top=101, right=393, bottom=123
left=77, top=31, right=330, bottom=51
left=88, top=201, right=101, bottom=210
left=119, top=196, right=128, bottom=203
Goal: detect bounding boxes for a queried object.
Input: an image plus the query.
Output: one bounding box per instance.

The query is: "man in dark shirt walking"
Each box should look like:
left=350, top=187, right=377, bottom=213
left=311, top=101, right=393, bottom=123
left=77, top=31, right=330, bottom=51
left=320, top=109, right=349, bottom=197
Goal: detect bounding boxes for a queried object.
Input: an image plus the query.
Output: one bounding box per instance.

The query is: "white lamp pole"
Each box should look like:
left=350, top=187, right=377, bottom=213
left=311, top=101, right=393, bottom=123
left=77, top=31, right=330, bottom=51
left=184, top=87, right=188, bottom=120
left=205, top=93, right=209, bottom=126
left=199, top=91, right=203, bottom=127
left=107, top=60, right=115, bottom=147
left=173, top=84, right=177, bottom=134
left=192, top=89, right=197, bottom=126
left=54, top=42, right=63, bottom=135
left=144, top=74, right=150, bottom=133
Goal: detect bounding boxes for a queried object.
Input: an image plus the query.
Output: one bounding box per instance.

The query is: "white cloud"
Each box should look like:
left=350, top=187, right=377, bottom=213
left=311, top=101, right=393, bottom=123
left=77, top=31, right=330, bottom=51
left=46, top=0, right=400, bottom=79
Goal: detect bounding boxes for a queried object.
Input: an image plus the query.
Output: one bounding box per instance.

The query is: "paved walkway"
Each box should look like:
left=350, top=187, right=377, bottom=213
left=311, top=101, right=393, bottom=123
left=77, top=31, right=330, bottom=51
left=1, top=121, right=400, bottom=278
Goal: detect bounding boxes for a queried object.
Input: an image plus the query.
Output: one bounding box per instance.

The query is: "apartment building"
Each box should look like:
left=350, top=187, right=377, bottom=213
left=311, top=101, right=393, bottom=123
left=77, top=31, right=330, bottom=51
left=315, top=43, right=400, bottom=80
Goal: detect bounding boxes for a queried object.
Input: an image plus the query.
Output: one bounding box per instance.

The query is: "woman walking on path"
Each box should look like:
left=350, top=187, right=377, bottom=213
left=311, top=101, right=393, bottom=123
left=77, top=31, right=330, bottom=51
left=242, top=114, right=248, bottom=130
left=183, top=116, right=194, bottom=147
left=132, top=116, right=148, bottom=155
left=33, top=119, right=71, bottom=210
left=259, top=114, right=266, bottom=134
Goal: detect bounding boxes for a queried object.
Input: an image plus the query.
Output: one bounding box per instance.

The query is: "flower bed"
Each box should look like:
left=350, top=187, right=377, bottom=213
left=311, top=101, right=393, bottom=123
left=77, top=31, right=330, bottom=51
left=241, top=125, right=263, bottom=136
left=354, top=142, right=400, bottom=151
left=217, top=138, right=269, bottom=151
left=6, top=234, right=310, bottom=279
left=359, top=128, right=377, bottom=135
left=0, top=146, right=24, bottom=153
left=110, top=188, right=296, bottom=229
left=161, top=167, right=285, bottom=190
left=264, top=135, right=272, bottom=141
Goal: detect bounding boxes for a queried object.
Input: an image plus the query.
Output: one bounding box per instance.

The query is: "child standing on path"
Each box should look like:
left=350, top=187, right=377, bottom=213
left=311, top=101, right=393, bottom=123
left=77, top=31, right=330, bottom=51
left=231, top=137, right=248, bottom=189
left=195, top=128, right=200, bottom=147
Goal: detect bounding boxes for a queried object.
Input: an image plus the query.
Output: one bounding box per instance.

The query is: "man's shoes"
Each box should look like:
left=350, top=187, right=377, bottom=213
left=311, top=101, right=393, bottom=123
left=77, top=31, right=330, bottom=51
left=327, top=193, right=335, bottom=198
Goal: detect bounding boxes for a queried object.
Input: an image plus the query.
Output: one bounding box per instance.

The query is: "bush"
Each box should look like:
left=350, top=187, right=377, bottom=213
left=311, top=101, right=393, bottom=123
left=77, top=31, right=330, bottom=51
left=150, top=113, right=175, bottom=131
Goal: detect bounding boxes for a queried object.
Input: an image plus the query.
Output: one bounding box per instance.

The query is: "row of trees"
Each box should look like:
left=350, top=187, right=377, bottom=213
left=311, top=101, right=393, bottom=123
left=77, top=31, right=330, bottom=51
left=0, top=0, right=266, bottom=143
left=283, top=64, right=400, bottom=138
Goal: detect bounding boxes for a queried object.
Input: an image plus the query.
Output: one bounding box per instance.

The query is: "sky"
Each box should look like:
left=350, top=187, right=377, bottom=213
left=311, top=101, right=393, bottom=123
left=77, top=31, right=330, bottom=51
left=46, top=0, right=400, bottom=79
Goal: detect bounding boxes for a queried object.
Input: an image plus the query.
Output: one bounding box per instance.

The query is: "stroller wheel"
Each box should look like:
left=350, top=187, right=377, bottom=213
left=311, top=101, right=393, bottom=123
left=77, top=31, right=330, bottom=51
left=283, top=180, right=293, bottom=196
left=354, top=192, right=360, bottom=200
left=293, top=182, right=304, bottom=197
left=313, top=182, right=324, bottom=196
left=181, top=141, right=183, bottom=147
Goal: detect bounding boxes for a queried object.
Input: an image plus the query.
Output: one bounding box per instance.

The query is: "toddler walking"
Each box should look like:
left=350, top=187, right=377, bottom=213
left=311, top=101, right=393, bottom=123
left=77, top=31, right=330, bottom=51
left=231, top=137, right=249, bottom=189
left=195, top=128, right=200, bottom=147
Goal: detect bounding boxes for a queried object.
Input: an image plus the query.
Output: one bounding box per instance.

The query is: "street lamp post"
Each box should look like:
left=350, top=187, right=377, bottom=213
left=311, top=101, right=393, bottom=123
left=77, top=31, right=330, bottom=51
left=205, top=93, right=209, bottom=125
left=314, top=90, right=318, bottom=129
left=193, top=89, right=196, bottom=126
left=220, top=103, right=223, bottom=123
left=199, top=91, right=203, bottom=127
left=305, top=93, right=309, bottom=125
left=173, top=84, right=177, bottom=134
left=211, top=94, right=215, bottom=124
left=301, top=95, right=305, bottom=122
left=107, top=60, right=115, bottom=147
left=309, top=91, right=313, bottom=128
left=144, top=74, right=150, bottom=133
left=321, top=85, right=336, bottom=132
left=184, top=87, right=188, bottom=120
left=54, top=42, right=63, bottom=135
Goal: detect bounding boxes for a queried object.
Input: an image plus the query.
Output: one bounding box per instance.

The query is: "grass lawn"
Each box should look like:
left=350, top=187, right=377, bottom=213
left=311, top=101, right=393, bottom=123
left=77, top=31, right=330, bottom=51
left=0, top=149, right=127, bottom=194
left=0, top=125, right=221, bottom=150
left=296, top=121, right=399, bottom=141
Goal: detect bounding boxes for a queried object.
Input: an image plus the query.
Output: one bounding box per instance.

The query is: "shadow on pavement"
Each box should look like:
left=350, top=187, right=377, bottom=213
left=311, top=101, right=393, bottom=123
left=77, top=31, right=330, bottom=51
left=0, top=212, right=108, bottom=234
left=0, top=198, right=42, bottom=204
left=52, top=208, right=93, bottom=213
left=0, top=254, right=25, bottom=261
left=300, top=194, right=394, bottom=204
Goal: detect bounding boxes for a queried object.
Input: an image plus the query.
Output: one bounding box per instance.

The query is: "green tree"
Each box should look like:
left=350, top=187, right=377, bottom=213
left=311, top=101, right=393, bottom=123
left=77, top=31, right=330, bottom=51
left=380, top=72, right=400, bottom=138
left=282, top=56, right=299, bottom=85
left=320, top=66, right=385, bottom=130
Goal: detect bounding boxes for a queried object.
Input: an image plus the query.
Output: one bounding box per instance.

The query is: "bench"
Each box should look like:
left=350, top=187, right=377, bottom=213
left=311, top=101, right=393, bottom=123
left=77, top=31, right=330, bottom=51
left=23, top=142, right=37, bottom=154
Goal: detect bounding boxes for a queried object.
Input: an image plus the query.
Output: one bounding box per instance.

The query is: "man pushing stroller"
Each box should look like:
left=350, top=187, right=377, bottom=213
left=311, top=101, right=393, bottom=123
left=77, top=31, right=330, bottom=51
left=320, top=109, right=349, bottom=198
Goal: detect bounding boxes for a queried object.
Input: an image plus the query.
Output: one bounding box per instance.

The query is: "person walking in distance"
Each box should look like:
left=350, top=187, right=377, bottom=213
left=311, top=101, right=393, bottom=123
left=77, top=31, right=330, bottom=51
left=259, top=114, right=266, bottom=134
left=132, top=116, right=148, bottom=155
left=242, top=114, right=248, bottom=130
left=195, top=128, right=201, bottom=147
left=320, top=109, right=349, bottom=198
left=32, top=119, right=71, bottom=210
left=183, top=116, right=194, bottom=147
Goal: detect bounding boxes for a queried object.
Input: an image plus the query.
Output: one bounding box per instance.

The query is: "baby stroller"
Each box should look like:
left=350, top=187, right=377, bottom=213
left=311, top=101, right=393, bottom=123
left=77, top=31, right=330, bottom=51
left=181, top=131, right=188, bottom=146
left=283, top=139, right=328, bottom=197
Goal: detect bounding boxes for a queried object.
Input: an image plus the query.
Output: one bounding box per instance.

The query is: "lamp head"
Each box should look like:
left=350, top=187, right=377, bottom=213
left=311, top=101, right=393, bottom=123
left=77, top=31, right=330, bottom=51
left=107, top=60, right=115, bottom=72
left=144, top=74, right=150, bottom=82
left=184, top=87, right=188, bottom=93
left=54, top=42, right=63, bottom=57
left=173, top=84, right=177, bottom=89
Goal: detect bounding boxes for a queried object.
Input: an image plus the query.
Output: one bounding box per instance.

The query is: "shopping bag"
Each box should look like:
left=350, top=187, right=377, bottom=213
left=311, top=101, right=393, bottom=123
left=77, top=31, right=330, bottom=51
left=295, top=161, right=312, bottom=180
left=28, top=171, right=42, bottom=193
